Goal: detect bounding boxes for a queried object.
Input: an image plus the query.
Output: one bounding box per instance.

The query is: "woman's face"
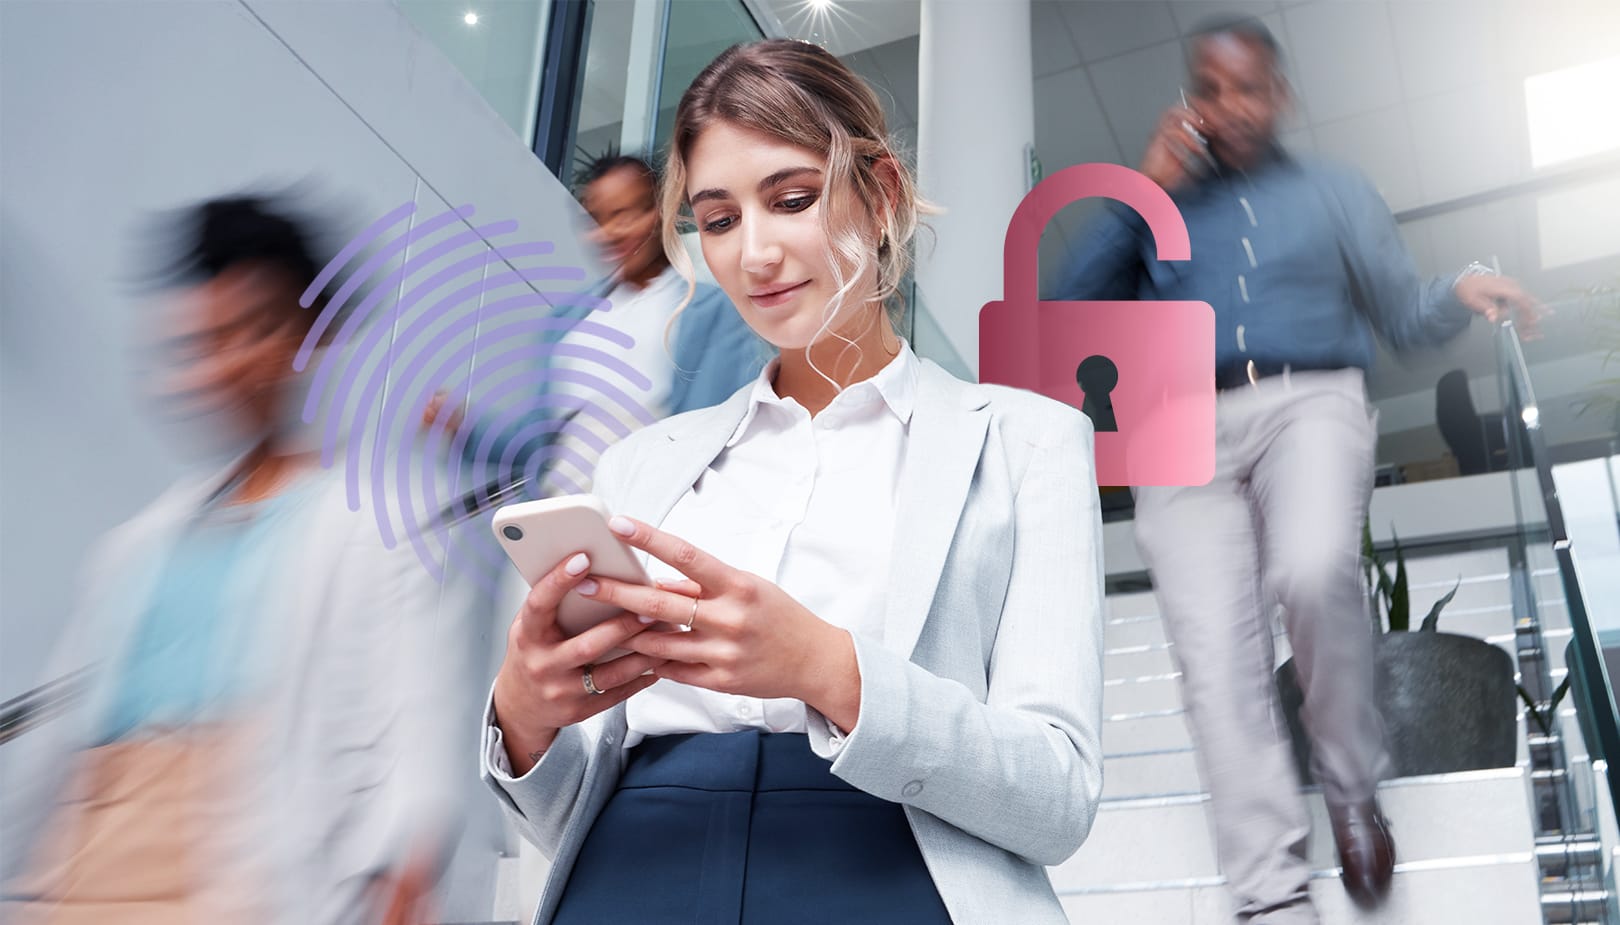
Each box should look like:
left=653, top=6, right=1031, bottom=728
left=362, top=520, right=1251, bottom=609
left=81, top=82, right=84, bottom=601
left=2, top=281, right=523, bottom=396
left=684, top=120, right=877, bottom=350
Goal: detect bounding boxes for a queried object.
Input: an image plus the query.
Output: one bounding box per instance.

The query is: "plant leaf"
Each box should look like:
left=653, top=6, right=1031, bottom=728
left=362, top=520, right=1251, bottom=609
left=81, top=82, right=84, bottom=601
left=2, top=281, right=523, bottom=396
left=1389, top=528, right=1409, bottom=633
left=1419, top=577, right=1461, bottom=632
left=1518, top=685, right=1552, bottom=737
left=1548, top=676, right=1574, bottom=714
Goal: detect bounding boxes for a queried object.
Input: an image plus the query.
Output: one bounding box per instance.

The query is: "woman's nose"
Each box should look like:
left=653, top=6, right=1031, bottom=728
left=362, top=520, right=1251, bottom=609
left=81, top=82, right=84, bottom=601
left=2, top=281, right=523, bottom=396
left=739, top=215, right=782, bottom=274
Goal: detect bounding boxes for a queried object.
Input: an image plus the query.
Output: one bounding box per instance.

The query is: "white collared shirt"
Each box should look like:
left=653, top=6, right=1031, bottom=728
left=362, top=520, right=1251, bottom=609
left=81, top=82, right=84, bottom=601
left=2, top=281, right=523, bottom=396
left=622, top=342, right=918, bottom=748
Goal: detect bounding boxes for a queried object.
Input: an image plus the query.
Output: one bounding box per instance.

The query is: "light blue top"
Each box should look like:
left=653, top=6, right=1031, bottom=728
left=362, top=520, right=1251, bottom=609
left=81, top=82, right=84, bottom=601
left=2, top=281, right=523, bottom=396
left=96, top=486, right=302, bottom=742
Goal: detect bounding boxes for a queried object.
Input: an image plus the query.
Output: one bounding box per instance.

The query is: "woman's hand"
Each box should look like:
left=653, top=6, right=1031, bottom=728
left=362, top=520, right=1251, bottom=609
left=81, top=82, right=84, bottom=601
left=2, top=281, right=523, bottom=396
left=491, top=551, right=667, bottom=776
left=577, top=515, right=863, bottom=733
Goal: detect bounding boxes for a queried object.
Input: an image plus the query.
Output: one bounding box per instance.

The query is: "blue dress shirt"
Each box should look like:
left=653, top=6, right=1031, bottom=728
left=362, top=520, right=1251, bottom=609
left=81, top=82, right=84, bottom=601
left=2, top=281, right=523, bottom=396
left=1055, top=149, right=1475, bottom=375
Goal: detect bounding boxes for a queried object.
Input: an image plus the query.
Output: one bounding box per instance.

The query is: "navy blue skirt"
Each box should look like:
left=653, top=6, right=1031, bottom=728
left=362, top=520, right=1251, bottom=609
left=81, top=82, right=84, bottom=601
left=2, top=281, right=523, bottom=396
left=552, top=731, right=952, bottom=924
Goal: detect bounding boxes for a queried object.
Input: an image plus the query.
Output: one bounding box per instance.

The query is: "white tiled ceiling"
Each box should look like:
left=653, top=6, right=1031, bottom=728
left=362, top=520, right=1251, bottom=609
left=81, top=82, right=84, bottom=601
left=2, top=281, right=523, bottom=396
left=1034, top=66, right=1124, bottom=169
left=1405, top=82, right=1527, bottom=205
left=1283, top=1, right=1404, bottom=124
left=1087, top=39, right=1187, bottom=166
left=1032, top=0, right=1084, bottom=77
left=1056, top=0, right=1181, bottom=64
left=1311, top=104, right=1423, bottom=212
left=1387, top=1, right=1507, bottom=99
left=1168, top=1, right=1280, bottom=37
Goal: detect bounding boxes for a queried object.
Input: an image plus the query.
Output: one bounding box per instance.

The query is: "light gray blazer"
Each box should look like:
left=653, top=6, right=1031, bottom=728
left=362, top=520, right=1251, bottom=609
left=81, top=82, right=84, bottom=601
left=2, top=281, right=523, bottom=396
left=482, top=358, right=1106, bottom=924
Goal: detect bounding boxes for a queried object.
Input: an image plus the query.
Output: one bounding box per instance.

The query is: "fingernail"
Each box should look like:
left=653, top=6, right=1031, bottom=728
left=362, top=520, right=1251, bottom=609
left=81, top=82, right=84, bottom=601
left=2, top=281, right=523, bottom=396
left=608, top=515, right=635, bottom=537
left=654, top=577, right=679, bottom=588
left=575, top=578, right=598, bottom=596
left=565, top=553, right=590, bottom=576
left=637, top=615, right=655, bottom=624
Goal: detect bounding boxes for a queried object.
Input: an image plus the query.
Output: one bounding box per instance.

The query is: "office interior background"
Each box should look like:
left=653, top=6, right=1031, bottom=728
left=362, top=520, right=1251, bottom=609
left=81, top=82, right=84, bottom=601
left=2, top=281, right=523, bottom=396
left=2, top=0, right=1620, bottom=922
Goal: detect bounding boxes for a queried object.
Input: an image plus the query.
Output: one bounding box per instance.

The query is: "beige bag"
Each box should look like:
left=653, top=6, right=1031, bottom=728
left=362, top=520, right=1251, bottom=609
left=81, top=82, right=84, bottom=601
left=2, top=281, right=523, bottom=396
left=3, top=727, right=268, bottom=925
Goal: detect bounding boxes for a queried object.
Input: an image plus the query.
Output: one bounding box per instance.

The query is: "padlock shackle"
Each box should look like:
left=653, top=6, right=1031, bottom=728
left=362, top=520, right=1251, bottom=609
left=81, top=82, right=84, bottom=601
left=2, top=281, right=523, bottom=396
left=1002, top=162, right=1190, bottom=306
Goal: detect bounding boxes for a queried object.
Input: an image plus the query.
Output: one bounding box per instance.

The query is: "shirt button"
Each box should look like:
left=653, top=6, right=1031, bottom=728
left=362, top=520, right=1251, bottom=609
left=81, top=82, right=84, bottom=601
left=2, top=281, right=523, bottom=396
left=902, top=780, right=924, bottom=798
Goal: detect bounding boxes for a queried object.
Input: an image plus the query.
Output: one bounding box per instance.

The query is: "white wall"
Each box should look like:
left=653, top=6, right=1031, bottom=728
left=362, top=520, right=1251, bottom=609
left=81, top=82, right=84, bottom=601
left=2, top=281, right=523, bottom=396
left=0, top=0, right=598, bottom=916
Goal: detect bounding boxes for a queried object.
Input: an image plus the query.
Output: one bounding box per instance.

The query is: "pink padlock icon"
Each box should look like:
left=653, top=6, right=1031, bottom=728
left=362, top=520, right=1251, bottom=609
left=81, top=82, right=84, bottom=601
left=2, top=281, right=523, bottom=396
left=980, top=163, right=1214, bottom=487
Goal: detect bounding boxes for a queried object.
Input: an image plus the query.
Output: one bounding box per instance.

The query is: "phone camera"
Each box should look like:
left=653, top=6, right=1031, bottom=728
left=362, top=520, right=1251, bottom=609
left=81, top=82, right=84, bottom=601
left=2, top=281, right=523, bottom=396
left=502, top=525, right=524, bottom=541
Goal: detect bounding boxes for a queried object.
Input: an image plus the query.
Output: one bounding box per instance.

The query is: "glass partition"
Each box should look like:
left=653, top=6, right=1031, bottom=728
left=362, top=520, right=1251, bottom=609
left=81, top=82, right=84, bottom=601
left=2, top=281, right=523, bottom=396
left=567, top=0, right=759, bottom=179
left=397, top=0, right=552, bottom=144
left=651, top=0, right=762, bottom=153
left=1490, top=318, right=1620, bottom=923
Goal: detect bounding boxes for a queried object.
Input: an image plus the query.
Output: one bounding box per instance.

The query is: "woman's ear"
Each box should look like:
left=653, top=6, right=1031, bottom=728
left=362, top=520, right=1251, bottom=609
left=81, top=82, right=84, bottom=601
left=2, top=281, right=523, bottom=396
left=871, top=154, right=904, bottom=242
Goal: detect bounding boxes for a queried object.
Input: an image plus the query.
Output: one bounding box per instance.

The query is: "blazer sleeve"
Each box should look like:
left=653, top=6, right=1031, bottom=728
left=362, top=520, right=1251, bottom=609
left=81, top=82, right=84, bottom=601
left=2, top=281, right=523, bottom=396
left=478, top=440, right=635, bottom=855
left=807, top=412, right=1106, bottom=867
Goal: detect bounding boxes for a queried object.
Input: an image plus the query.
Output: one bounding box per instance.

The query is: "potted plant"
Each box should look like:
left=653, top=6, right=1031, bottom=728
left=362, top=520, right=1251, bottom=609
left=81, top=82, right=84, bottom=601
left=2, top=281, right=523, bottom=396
left=1276, top=525, right=1519, bottom=780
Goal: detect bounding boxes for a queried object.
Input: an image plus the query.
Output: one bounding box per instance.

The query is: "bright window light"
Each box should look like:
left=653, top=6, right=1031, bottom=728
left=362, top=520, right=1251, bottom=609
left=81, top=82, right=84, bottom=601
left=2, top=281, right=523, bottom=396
left=463, top=11, right=479, bottom=25
left=1525, top=56, right=1620, bottom=168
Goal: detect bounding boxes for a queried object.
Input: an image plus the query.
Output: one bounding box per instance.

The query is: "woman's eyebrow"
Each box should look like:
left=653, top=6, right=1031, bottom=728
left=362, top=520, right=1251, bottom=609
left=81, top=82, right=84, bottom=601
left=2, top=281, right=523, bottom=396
left=758, top=166, right=821, bottom=190
left=688, top=166, right=822, bottom=206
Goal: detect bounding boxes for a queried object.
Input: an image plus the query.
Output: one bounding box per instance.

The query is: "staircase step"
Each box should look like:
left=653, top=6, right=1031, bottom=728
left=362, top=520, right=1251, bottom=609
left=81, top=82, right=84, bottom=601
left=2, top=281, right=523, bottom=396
left=1105, top=615, right=1168, bottom=650
left=1053, top=768, right=1537, bottom=890
left=1106, top=591, right=1160, bottom=621
left=1058, top=854, right=1542, bottom=924
left=1104, top=644, right=1178, bottom=681
left=1105, top=711, right=1195, bottom=754
left=1103, top=674, right=1184, bottom=716
left=1101, top=748, right=1203, bottom=800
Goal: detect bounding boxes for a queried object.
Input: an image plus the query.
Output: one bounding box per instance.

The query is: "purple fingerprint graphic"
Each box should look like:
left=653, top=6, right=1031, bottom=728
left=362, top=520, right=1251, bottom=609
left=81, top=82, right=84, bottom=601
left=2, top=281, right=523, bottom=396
left=289, top=201, right=653, bottom=592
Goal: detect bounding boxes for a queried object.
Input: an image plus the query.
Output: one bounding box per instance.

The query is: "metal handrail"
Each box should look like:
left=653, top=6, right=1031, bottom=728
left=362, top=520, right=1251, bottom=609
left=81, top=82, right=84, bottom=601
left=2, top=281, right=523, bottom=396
left=0, top=668, right=90, bottom=747
left=1496, top=318, right=1620, bottom=824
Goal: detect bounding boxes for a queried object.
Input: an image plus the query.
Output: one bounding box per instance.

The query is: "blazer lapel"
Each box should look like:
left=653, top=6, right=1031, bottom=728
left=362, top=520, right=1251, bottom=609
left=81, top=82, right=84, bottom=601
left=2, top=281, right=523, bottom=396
left=623, top=386, right=754, bottom=528
left=883, top=362, right=991, bottom=658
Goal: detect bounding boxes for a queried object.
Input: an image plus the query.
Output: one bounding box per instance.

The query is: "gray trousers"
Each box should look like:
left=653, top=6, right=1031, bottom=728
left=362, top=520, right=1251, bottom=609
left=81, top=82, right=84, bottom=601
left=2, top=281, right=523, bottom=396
left=1133, top=369, right=1393, bottom=924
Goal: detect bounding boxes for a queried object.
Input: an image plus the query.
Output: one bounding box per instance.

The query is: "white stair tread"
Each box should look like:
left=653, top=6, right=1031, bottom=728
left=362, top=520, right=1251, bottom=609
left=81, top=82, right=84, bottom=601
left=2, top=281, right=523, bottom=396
left=1057, top=856, right=1542, bottom=924
left=1054, top=768, right=1538, bottom=889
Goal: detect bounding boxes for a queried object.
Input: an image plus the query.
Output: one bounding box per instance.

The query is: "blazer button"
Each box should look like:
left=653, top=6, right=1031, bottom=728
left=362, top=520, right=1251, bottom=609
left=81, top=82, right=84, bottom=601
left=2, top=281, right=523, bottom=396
left=902, top=780, right=924, bottom=798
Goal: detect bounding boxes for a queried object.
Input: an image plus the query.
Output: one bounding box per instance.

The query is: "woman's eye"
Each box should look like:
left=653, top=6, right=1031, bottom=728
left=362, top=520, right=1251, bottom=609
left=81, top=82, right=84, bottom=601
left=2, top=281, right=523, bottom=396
left=778, top=194, right=817, bottom=212
left=702, top=215, right=736, bottom=233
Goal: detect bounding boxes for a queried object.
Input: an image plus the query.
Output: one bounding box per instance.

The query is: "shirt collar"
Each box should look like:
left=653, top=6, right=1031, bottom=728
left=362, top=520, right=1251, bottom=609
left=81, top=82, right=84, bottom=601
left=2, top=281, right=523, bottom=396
left=724, top=340, right=918, bottom=447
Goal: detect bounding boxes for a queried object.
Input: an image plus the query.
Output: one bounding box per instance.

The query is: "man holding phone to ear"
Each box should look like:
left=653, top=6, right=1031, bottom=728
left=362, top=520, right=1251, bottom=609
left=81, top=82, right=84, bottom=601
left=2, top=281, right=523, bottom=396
left=1057, top=15, right=1542, bottom=924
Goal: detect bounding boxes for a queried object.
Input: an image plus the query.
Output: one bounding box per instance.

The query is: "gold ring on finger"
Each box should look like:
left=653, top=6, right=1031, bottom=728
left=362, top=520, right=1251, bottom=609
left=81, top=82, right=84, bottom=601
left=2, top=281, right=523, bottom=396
left=681, top=597, right=698, bottom=632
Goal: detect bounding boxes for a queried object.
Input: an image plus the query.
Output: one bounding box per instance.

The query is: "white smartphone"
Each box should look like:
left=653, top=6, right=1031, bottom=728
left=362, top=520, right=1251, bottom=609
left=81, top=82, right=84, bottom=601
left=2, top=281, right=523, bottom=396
left=491, top=494, right=652, bottom=638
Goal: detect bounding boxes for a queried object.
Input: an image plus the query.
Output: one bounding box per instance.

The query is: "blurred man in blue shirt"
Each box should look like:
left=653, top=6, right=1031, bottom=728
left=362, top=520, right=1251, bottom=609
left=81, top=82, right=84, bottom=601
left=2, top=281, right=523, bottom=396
left=1059, top=16, right=1540, bottom=924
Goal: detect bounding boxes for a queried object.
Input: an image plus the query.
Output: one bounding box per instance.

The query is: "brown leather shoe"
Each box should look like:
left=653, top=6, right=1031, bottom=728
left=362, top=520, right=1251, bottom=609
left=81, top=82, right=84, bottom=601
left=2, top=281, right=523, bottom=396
left=1328, top=799, right=1395, bottom=907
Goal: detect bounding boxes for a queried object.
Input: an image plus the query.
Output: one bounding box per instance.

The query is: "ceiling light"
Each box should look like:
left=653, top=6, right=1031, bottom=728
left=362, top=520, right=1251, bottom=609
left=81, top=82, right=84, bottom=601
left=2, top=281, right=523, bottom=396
left=464, top=11, right=479, bottom=25
left=1526, top=56, right=1620, bottom=168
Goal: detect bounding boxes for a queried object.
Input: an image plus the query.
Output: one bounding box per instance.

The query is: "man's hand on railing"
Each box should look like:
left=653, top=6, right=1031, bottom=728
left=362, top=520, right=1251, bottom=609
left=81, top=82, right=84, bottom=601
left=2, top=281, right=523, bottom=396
left=1456, top=273, right=1547, bottom=340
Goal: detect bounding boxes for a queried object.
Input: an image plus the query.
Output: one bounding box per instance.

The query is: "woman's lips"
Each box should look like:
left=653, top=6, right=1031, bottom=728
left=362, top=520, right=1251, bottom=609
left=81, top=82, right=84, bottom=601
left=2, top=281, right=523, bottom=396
left=749, top=280, right=809, bottom=308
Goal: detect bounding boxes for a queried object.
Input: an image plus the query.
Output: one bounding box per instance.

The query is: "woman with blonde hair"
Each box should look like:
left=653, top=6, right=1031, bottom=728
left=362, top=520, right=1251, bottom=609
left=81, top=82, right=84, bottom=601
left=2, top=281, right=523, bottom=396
left=481, top=39, right=1105, bottom=924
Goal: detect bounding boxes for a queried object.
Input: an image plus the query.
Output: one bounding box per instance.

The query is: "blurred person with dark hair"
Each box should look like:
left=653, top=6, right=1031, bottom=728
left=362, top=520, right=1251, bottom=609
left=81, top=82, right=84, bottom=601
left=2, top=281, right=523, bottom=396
left=1057, top=15, right=1542, bottom=923
left=425, top=152, right=765, bottom=501
left=0, top=195, right=462, bottom=924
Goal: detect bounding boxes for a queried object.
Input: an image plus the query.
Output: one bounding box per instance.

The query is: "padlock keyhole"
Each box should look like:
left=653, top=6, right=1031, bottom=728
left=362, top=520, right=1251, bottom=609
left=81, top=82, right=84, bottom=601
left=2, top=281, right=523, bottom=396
left=1076, top=355, right=1120, bottom=433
